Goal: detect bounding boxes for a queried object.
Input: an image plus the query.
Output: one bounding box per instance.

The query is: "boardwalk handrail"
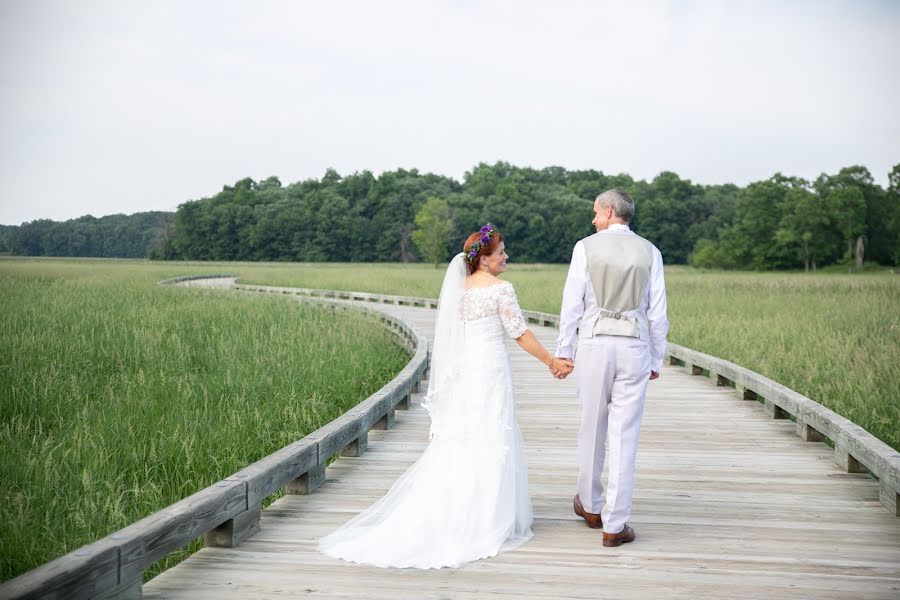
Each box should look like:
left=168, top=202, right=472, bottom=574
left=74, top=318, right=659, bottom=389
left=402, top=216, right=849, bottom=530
left=0, top=278, right=429, bottom=600
left=662, top=342, right=900, bottom=517
left=233, top=284, right=900, bottom=517
left=156, top=274, right=239, bottom=286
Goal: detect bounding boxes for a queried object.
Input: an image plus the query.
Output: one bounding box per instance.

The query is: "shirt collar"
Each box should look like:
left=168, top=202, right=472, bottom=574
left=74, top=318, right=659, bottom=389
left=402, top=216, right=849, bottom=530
left=606, top=223, right=631, bottom=232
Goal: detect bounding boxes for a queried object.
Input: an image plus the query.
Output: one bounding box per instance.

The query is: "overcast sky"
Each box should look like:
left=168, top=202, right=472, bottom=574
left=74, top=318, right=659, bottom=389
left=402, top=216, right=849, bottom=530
left=1, top=0, right=898, bottom=225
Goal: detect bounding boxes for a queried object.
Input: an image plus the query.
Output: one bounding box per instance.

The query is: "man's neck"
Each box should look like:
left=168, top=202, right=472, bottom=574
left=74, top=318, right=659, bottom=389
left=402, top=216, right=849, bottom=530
left=602, top=221, right=630, bottom=231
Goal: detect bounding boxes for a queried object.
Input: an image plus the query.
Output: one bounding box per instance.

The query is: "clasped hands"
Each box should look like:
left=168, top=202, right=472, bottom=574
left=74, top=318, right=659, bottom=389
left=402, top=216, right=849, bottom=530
left=549, top=356, right=574, bottom=380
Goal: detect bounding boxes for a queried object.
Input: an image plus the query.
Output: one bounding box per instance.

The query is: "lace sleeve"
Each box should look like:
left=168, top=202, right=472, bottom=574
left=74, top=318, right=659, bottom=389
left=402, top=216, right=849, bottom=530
left=497, top=282, right=527, bottom=339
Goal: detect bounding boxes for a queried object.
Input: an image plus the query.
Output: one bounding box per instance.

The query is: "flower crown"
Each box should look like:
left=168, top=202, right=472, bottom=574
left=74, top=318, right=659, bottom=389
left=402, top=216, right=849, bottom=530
left=465, top=224, right=495, bottom=263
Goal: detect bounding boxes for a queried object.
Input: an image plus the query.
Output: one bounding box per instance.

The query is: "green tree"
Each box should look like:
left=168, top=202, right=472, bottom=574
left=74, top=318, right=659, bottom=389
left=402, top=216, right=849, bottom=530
left=412, top=197, right=454, bottom=267
left=827, top=187, right=867, bottom=268
left=814, top=166, right=896, bottom=266
left=774, top=188, right=840, bottom=271
left=889, top=164, right=900, bottom=266
left=719, top=174, right=806, bottom=270
left=635, top=172, right=707, bottom=264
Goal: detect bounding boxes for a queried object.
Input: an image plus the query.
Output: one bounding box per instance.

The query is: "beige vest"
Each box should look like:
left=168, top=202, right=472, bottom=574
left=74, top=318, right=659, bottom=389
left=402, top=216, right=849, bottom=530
left=579, top=231, right=655, bottom=339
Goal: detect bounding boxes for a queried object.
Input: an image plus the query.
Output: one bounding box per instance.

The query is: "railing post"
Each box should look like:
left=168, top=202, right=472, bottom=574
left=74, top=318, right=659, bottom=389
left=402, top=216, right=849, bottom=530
left=796, top=421, right=825, bottom=442
left=735, top=383, right=757, bottom=401
left=834, top=445, right=868, bottom=473
left=762, top=400, right=789, bottom=419
left=204, top=477, right=259, bottom=548
left=203, top=506, right=261, bottom=548
left=286, top=464, right=326, bottom=495
left=880, top=481, right=900, bottom=516
left=710, top=371, right=730, bottom=386
left=396, top=392, right=411, bottom=411
left=373, top=408, right=396, bottom=430
left=342, top=432, right=368, bottom=457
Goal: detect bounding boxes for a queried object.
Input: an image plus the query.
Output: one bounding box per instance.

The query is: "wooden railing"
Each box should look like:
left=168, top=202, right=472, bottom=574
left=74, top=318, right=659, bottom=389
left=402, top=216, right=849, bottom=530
left=0, top=278, right=429, bottom=600
left=663, top=343, right=900, bottom=517
left=233, top=283, right=441, bottom=309
left=235, top=284, right=900, bottom=517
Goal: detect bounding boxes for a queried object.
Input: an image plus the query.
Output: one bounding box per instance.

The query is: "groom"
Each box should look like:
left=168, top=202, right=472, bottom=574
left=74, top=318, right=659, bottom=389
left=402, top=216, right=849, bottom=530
left=553, top=189, right=668, bottom=547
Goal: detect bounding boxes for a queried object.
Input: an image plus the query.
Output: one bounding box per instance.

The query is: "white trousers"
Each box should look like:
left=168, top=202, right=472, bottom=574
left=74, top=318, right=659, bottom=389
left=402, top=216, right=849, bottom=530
left=575, top=335, right=650, bottom=534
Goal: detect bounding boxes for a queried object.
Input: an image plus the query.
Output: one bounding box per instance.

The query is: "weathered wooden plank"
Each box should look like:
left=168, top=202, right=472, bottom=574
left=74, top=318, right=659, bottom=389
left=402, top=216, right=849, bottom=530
left=116, top=478, right=247, bottom=582
left=881, top=480, right=900, bottom=517
left=308, top=409, right=370, bottom=462
left=0, top=538, right=119, bottom=600
left=229, top=439, right=318, bottom=505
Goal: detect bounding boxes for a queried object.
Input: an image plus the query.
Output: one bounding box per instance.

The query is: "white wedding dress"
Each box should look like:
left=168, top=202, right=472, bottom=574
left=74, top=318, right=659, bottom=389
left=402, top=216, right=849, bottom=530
left=318, top=254, right=534, bottom=569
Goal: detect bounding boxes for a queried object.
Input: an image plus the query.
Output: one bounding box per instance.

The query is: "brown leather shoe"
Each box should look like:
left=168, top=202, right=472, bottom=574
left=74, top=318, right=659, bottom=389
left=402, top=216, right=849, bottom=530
left=603, top=524, right=635, bottom=547
left=573, top=495, right=603, bottom=529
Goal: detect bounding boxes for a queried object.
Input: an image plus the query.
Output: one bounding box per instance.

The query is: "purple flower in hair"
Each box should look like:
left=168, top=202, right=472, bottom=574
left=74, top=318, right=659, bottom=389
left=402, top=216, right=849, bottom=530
left=467, top=224, right=495, bottom=262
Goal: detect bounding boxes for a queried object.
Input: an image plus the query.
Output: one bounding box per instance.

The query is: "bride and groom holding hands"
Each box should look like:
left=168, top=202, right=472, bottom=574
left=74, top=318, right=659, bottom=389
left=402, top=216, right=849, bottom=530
left=319, top=188, right=669, bottom=567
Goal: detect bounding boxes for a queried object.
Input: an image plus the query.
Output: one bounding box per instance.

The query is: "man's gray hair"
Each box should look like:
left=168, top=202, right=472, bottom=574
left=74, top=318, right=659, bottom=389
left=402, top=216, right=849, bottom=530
left=595, top=189, right=635, bottom=223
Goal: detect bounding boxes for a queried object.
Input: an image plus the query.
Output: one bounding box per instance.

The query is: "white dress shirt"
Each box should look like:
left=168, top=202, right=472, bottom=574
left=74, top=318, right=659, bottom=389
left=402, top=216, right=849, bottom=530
left=555, top=224, right=669, bottom=372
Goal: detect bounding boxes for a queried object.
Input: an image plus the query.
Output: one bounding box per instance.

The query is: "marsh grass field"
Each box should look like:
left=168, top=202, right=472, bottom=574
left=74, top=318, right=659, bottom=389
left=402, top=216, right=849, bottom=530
left=0, top=259, right=409, bottom=582
left=1, top=257, right=899, bottom=584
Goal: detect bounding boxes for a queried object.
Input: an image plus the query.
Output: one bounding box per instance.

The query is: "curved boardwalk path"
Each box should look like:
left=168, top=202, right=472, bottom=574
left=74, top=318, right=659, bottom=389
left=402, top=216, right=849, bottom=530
left=143, top=284, right=900, bottom=599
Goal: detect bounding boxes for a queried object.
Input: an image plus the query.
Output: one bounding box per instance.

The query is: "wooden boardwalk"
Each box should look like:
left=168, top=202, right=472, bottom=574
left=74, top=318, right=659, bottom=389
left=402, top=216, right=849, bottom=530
left=143, top=301, right=900, bottom=600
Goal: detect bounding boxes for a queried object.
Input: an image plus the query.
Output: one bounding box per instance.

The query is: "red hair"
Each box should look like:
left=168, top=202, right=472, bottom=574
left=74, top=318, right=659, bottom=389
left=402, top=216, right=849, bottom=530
left=462, top=228, right=503, bottom=275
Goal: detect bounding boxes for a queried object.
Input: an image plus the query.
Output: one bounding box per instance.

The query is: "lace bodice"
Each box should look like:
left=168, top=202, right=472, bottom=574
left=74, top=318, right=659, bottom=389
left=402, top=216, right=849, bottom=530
left=459, top=281, right=527, bottom=339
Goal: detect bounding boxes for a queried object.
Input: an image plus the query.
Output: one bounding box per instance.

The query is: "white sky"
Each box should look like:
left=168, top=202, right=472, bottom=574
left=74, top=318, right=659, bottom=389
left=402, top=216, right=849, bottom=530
left=1, top=0, right=898, bottom=225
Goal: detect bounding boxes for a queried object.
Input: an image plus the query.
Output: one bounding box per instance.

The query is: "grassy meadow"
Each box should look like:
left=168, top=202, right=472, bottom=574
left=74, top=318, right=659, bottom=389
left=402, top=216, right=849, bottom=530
left=2, top=257, right=898, bottom=584
left=0, top=258, right=409, bottom=582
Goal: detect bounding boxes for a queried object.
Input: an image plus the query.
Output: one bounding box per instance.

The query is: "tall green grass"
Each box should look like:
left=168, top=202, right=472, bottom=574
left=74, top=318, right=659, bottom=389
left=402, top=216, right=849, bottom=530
left=0, top=259, right=408, bottom=582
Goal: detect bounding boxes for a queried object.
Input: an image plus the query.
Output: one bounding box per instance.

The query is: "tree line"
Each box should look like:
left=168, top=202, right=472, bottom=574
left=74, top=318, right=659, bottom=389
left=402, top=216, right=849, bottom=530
left=4, top=162, right=898, bottom=269
left=3, top=212, right=173, bottom=259
left=152, top=162, right=899, bottom=269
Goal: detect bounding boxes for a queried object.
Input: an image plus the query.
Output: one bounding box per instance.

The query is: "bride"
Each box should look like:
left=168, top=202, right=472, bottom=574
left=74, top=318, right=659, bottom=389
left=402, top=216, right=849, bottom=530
left=318, top=225, right=574, bottom=569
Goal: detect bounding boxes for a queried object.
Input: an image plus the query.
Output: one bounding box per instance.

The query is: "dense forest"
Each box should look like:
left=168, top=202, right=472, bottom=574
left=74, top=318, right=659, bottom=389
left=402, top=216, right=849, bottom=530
left=151, top=162, right=898, bottom=269
left=4, top=212, right=173, bottom=259
left=5, top=162, right=898, bottom=269
left=0, top=225, right=16, bottom=254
